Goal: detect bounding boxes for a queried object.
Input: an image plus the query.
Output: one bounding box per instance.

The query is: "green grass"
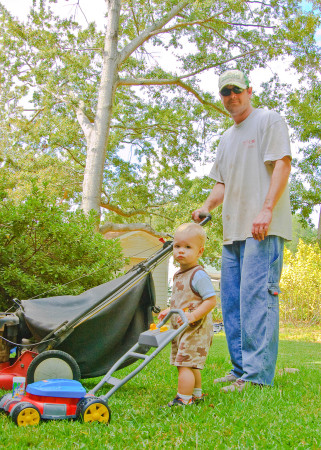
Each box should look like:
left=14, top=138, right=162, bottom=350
left=279, top=323, right=321, bottom=343
left=1, top=333, right=321, bottom=449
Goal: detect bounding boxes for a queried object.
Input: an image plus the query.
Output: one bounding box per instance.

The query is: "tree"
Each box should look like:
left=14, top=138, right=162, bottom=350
left=286, top=82, right=321, bottom=244
left=280, top=240, right=321, bottom=323
left=1, top=0, right=320, bottom=236
left=286, top=214, right=318, bottom=254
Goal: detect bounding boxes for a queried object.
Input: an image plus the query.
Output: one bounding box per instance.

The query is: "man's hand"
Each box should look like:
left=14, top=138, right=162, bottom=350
left=251, top=207, right=272, bottom=241
left=191, top=208, right=209, bottom=223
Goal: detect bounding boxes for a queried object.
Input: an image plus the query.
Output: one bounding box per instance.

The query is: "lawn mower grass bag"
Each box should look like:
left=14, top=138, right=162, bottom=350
left=20, top=268, right=156, bottom=378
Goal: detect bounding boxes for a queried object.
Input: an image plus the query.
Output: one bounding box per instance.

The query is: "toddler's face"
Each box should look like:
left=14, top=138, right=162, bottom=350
left=173, top=231, right=204, bottom=271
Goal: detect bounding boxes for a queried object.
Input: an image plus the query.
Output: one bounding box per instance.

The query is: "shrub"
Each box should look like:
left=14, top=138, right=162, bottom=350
left=0, top=187, right=125, bottom=309
left=280, top=240, right=321, bottom=324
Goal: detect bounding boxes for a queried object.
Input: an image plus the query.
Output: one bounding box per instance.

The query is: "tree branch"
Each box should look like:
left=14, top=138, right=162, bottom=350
left=38, top=87, right=93, bottom=141
left=76, top=101, right=94, bottom=142
left=118, top=78, right=229, bottom=116
left=149, top=11, right=276, bottom=37
left=118, top=3, right=271, bottom=68
left=147, top=16, right=224, bottom=36
left=60, top=146, right=85, bottom=168
left=130, top=4, right=140, bottom=35
left=177, top=49, right=265, bottom=80
left=225, top=22, right=275, bottom=29
left=246, top=1, right=273, bottom=6
left=26, top=108, right=45, bottom=124
left=113, top=123, right=180, bottom=135
left=100, top=201, right=173, bottom=222
left=118, top=0, right=191, bottom=65
left=99, top=221, right=168, bottom=237
left=101, top=201, right=147, bottom=217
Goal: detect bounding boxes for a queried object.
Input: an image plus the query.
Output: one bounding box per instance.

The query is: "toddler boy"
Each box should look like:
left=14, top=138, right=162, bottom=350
left=158, top=223, right=216, bottom=406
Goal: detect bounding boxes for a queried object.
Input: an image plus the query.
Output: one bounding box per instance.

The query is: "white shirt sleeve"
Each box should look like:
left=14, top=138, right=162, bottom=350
left=191, top=270, right=216, bottom=300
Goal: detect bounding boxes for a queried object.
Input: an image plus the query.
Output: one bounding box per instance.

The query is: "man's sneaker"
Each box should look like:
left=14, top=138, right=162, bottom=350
left=166, top=395, right=194, bottom=407
left=221, top=379, right=247, bottom=393
left=192, top=393, right=208, bottom=404
left=213, top=373, right=238, bottom=384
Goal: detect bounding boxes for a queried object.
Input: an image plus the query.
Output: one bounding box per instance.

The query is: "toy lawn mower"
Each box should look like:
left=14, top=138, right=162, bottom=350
left=0, top=309, right=189, bottom=426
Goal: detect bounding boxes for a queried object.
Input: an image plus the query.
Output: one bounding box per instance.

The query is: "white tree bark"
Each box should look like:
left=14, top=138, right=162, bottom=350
left=79, top=0, right=193, bottom=217
left=81, top=0, right=121, bottom=215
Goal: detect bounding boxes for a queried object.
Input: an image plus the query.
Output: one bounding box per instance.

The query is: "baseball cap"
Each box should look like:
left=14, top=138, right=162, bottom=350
left=218, top=70, right=250, bottom=91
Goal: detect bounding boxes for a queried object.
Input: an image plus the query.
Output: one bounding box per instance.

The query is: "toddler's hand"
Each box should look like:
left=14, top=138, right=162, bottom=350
left=158, top=307, right=170, bottom=322
left=177, top=311, right=196, bottom=325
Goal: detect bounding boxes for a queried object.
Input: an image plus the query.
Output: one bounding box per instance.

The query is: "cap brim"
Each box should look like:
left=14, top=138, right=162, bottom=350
left=220, top=81, right=247, bottom=91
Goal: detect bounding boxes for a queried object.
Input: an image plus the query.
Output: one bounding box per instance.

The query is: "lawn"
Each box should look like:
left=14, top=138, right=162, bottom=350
left=1, top=330, right=320, bottom=449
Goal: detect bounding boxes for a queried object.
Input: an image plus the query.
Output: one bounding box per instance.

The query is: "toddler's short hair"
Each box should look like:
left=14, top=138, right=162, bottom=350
left=174, top=223, right=207, bottom=247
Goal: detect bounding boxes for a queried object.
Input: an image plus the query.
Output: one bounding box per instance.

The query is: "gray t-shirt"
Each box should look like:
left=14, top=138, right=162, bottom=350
left=209, top=108, right=292, bottom=244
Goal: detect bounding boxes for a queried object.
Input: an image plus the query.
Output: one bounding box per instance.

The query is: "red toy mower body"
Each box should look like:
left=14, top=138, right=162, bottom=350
left=0, top=351, right=38, bottom=390
left=0, top=379, right=110, bottom=426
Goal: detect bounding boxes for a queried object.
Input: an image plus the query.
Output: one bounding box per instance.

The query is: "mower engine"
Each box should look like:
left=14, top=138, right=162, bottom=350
left=0, top=313, right=20, bottom=367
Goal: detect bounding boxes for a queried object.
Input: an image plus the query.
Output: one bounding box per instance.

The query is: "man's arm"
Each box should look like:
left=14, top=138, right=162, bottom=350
left=192, top=182, right=225, bottom=222
left=252, top=156, right=291, bottom=241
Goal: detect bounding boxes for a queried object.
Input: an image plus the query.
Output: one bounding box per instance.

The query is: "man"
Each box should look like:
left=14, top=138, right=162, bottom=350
left=192, top=69, right=292, bottom=392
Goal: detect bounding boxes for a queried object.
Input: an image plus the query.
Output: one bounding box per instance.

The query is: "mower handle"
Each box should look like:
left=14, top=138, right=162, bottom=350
left=198, top=213, right=212, bottom=226
left=158, top=308, right=189, bottom=328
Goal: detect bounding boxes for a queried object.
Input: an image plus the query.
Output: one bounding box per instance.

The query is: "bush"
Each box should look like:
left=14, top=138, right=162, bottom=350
left=0, top=187, right=125, bottom=309
left=280, top=240, right=321, bottom=324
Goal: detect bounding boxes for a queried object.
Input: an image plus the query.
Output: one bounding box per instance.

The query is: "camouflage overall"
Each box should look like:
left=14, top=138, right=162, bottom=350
left=170, top=265, right=214, bottom=370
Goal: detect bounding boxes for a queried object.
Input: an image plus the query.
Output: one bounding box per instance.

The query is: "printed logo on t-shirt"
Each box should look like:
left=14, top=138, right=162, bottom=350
left=243, top=139, right=256, bottom=149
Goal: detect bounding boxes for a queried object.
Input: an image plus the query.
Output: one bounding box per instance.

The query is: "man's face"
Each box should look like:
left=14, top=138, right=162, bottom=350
left=220, top=85, right=253, bottom=120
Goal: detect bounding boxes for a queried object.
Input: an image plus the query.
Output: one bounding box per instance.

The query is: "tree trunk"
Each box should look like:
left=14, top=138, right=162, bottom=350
left=81, top=0, right=121, bottom=215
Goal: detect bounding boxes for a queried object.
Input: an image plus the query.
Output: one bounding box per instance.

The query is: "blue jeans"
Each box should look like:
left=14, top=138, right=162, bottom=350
left=221, top=236, right=284, bottom=385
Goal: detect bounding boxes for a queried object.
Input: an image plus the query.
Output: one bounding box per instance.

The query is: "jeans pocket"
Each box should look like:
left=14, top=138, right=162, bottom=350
left=267, top=284, right=279, bottom=307
left=268, top=252, right=282, bottom=283
left=267, top=255, right=282, bottom=306
left=267, top=282, right=280, bottom=298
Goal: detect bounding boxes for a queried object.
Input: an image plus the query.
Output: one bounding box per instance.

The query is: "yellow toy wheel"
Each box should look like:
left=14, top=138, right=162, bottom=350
left=11, top=402, right=41, bottom=427
left=78, top=397, right=110, bottom=424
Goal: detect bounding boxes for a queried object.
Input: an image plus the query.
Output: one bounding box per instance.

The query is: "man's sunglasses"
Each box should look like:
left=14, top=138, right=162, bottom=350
left=220, top=86, right=245, bottom=96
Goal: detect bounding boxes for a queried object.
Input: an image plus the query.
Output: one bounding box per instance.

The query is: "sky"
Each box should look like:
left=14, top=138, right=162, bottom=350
left=1, top=0, right=106, bottom=28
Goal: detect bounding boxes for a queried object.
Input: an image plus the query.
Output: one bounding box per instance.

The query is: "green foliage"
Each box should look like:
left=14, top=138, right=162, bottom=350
left=286, top=214, right=318, bottom=253
left=1, top=0, right=320, bottom=228
left=154, top=176, right=224, bottom=263
left=0, top=185, right=125, bottom=309
left=280, top=240, right=321, bottom=324
left=286, top=82, right=321, bottom=231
